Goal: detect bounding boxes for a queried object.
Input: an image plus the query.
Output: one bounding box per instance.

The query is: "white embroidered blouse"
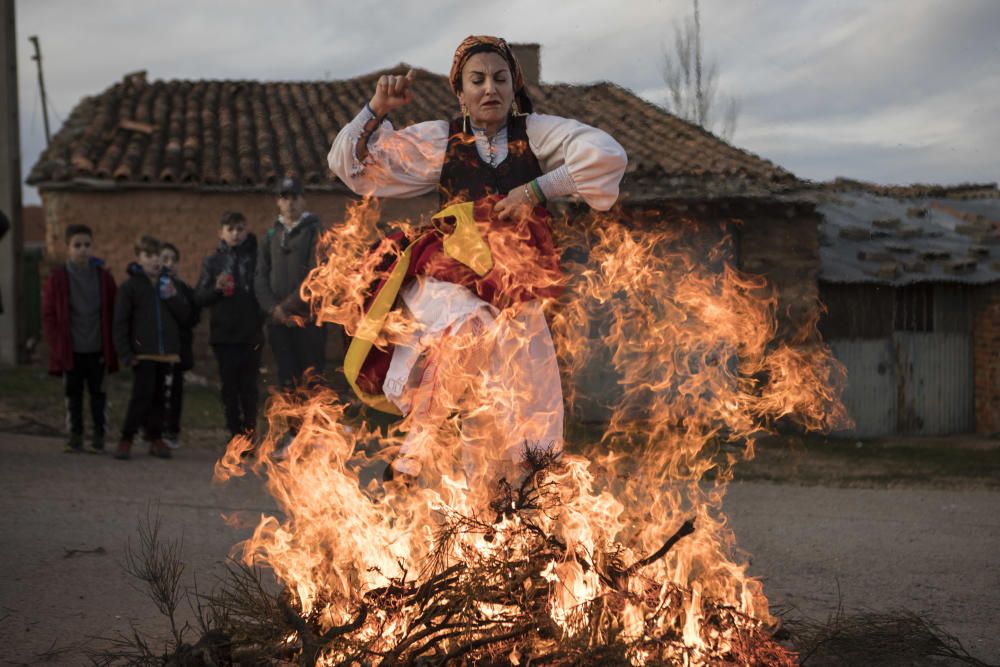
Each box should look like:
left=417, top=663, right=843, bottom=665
left=327, top=106, right=628, bottom=211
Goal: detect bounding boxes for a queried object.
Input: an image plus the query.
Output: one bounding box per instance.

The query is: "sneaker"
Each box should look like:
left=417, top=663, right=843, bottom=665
left=64, top=434, right=84, bottom=453
left=148, top=439, right=173, bottom=459
left=90, top=435, right=106, bottom=453
left=114, top=440, right=132, bottom=460
left=163, top=431, right=180, bottom=450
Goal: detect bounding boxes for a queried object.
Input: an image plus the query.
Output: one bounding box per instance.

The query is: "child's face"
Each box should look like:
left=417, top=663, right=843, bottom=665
left=219, top=222, right=248, bottom=247
left=137, top=250, right=161, bottom=277
left=160, top=248, right=179, bottom=275
left=66, top=233, right=93, bottom=265
left=277, top=194, right=305, bottom=222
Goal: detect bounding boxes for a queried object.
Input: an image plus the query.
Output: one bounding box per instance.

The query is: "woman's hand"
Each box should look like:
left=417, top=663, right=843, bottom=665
left=494, top=182, right=539, bottom=221
left=369, top=69, right=416, bottom=117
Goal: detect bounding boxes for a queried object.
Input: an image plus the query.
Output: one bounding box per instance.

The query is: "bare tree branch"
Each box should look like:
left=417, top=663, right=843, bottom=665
left=662, top=0, right=740, bottom=141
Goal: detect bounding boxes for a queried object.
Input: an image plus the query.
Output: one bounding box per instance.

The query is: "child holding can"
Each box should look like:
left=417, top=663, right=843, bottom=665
left=195, top=212, right=265, bottom=442
left=112, top=235, right=191, bottom=460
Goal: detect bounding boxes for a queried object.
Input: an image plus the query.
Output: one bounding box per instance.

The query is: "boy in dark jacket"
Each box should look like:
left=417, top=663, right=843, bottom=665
left=195, top=211, right=264, bottom=440
left=159, top=242, right=200, bottom=449
left=42, top=224, right=118, bottom=452
left=112, top=235, right=191, bottom=460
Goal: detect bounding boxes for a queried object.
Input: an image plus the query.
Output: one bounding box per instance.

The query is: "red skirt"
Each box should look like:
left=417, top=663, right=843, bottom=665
left=347, top=195, right=563, bottom=412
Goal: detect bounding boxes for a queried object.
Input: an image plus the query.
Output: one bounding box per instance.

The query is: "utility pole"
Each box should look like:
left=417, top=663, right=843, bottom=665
left=29, top=35, right=50, bottom=146
left=0, top=0, right=24, bottom=364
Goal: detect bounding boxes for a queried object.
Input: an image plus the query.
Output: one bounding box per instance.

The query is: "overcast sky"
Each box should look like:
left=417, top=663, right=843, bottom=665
left=13, top=0, right=1000, bottom=205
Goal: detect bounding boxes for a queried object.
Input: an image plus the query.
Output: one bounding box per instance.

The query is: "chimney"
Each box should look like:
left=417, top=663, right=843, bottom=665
left=122, top=70, right=148, bottom=89
left=510, top=43, right=540, bottom=85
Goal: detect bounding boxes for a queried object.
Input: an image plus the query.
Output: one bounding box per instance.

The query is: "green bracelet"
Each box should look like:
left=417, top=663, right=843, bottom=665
left=530, top=179, right=547, bottom=204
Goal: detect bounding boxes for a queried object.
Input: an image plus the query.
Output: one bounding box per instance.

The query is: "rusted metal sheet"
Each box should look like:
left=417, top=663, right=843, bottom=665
left=830, top=340, right=897, bottom=437
left=894, top=332, right=973, bottom=434
left=830, top=332, right=973, bottom=436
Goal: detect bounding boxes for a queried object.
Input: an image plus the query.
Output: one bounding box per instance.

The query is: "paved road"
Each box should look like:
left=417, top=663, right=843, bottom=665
left=1, top=434, right=997, bottom=664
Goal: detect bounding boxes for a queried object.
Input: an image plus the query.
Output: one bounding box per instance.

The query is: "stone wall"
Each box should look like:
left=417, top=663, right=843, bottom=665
left=738, top=201, right=822, bottom=337
left=561, top=199, right=822, bottom=422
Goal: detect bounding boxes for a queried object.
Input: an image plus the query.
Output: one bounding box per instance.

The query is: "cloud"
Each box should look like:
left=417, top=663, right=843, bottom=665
left=13, top=0, right=999, bottom=205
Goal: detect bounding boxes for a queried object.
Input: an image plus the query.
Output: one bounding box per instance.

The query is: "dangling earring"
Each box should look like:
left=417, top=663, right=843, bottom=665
left=512, top=99, right=520, bottom=117
left=461, top=103, right=470, bottom=134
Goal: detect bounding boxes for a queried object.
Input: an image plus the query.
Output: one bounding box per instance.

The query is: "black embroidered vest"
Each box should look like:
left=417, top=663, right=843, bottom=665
left=437, top=115, right=543, bottom=208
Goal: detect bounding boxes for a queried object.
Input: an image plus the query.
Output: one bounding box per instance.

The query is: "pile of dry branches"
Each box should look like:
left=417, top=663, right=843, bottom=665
left=92, top=452, right=796, bottom=666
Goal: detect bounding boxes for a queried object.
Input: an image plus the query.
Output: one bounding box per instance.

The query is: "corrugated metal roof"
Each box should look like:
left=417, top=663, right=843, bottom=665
left=813, top=190, right=1000, bottom=285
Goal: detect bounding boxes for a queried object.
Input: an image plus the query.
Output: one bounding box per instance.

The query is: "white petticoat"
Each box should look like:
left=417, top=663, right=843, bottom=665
left=383, top=276, right=563, bottom=480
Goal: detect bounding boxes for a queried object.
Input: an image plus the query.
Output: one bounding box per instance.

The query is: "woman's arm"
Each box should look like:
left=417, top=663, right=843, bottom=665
left=525, top=113, right=628, bottom=211
left=327, top=109, right=449, bottom=198
left=327, top=70, right=449, bottom=198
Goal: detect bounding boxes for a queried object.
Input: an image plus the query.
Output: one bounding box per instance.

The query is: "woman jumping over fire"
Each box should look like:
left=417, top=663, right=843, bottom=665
left=327, top=35, right=627, bottom=485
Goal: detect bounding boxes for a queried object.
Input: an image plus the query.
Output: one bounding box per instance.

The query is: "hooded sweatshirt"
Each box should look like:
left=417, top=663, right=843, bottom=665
left=113, top=262, right=191, bottom=366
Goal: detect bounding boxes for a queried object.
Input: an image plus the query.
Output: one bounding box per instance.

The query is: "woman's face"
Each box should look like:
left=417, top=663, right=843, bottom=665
left=458, top=51, right=514, bottom=130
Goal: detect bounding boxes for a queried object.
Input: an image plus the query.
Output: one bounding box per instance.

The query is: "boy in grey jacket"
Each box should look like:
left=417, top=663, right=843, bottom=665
left=255, top=176, right=327, bottom=395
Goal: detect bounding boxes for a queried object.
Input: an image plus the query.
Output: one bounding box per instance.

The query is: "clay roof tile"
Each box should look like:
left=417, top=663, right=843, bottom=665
left=28, top=68, right=800, bottom=200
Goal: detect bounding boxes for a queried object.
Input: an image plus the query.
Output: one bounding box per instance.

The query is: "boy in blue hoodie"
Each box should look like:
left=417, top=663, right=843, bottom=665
left=112, top=235, right=191, bottom=460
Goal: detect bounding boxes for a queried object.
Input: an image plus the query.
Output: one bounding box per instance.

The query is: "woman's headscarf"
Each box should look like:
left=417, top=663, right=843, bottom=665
left=449, top=35, right=533, bottom=114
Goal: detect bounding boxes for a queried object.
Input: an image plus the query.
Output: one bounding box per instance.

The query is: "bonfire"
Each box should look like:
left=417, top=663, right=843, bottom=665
left=206, top=198, right=848, bottom=666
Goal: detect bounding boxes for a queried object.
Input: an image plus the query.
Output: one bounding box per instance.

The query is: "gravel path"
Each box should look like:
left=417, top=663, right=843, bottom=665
left=1, top=433, right=997, bottom=664
left=727, top=482, right=1000, bottom=662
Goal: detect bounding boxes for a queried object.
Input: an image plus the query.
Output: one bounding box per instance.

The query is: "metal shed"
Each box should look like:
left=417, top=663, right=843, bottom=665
left=813, top=187, right=1000, bottom=437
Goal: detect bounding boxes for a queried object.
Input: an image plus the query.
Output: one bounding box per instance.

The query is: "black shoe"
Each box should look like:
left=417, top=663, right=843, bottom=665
left=64, top=434, right=84, bottom=453
left=90, top=435, right=105, bottom=453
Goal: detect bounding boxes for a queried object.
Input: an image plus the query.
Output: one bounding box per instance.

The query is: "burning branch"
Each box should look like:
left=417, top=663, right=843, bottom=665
left=620, top=519, right=697, bottom=579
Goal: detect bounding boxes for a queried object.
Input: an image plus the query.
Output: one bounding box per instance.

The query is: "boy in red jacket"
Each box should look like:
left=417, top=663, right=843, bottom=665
left=42, top=224, right=118, bottom=452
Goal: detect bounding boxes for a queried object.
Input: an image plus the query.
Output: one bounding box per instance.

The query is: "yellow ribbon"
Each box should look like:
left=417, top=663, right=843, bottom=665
left=436, top=201, right=493, bottom=277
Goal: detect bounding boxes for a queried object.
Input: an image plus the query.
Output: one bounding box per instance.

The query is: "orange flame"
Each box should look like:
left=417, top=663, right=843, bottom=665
left=215, top=198, right=847, bottom=664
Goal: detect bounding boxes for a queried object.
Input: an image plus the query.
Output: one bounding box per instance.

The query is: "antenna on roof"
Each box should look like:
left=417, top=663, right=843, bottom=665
left=28, top=35, right=50, bottom=146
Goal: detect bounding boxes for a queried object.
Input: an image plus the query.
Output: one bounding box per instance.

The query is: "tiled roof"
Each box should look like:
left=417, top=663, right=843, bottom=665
left=823, top=178, right=1000, bottom=200
left=27, top=65, right=799, bottom=200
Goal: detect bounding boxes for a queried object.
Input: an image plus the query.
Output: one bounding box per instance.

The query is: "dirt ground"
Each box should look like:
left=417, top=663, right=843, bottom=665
left=1, top=431, right=997, bottom=665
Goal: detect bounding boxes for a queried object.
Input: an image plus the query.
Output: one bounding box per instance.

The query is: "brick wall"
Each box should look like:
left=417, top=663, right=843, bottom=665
left=38, top=189, right=822, bottom=425
left=41, top=189, right=436, bottom=276
left=40, top=188, right=438, bottom=381
left=974, top=283, right=1000, bottom=434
